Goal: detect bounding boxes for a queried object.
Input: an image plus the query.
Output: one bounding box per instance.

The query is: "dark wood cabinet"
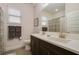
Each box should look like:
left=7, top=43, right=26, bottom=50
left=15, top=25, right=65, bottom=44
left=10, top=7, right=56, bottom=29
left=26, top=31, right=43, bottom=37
left=31, top=36, right=39, bottom=55
left=39, top=46, right=49, bottom=55
left=31, top=35, right=77, bottom=55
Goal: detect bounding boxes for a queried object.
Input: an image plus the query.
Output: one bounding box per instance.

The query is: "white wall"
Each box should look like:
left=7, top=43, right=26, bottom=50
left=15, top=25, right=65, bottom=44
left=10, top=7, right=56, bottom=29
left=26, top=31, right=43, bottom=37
left=0, top=3, right=34, bottom=51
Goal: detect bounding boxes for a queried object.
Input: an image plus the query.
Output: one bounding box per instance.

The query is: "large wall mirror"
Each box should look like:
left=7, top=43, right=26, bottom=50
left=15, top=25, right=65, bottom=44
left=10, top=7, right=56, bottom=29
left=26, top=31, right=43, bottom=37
left=41, top=3, right=65, bottom=32
left=41, top=3, right=79, bottom=34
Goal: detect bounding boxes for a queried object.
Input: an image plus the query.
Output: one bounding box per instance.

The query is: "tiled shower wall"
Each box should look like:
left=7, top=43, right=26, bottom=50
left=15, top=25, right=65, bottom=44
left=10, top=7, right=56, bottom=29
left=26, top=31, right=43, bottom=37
left=0, top=7, right=4, bottom=54
left=48, top=18, right=60, bottom=32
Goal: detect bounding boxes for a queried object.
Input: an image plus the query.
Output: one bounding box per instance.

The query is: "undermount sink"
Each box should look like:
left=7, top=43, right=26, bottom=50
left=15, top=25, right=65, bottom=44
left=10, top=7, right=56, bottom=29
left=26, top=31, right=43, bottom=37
left=46, top=35, right=71, bottom=43
left=40, top=33, right=71, bottom=43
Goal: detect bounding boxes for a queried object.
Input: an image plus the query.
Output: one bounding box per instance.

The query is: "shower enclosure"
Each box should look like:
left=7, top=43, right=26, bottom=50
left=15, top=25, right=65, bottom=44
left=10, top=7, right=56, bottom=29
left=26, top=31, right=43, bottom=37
left=0, top=7, right=4, bottom=54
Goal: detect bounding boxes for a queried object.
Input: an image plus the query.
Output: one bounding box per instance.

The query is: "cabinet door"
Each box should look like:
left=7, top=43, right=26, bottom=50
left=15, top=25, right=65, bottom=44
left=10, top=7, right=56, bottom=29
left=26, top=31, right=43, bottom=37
left=39, top=39, right=58, bottom=55
left=39, top=46, right=49, bottom=55
left=31, top=36, right=39, bottom=55
left=49, top=51, right=58, bottom=55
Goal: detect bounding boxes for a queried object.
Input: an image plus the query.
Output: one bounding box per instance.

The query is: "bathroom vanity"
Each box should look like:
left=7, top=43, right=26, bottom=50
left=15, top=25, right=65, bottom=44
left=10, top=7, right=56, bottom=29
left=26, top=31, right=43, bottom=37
left=31, top=33, right=79, bottom=55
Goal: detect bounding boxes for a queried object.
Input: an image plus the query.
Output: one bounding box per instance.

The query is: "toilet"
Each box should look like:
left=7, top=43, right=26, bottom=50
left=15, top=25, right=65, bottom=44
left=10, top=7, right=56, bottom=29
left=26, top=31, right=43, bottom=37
left=23, top=39, right=31, bottom=51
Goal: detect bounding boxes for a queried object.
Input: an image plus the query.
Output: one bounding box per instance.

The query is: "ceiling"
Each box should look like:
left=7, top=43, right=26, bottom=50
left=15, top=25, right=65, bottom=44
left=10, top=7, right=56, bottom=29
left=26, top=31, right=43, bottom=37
left=43, top=3, right=65, bottom=14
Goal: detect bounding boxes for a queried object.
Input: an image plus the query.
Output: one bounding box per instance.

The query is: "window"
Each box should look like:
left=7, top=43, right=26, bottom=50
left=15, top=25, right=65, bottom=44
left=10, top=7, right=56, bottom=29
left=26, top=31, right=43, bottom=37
left=8, top=8, right=21, bottom=23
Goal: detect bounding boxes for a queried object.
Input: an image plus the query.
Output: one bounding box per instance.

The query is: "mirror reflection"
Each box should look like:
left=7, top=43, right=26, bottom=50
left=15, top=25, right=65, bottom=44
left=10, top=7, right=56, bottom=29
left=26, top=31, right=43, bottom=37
left=41, top=3, right=79, bottom=34
left=41, top=3, right=65, bottom=32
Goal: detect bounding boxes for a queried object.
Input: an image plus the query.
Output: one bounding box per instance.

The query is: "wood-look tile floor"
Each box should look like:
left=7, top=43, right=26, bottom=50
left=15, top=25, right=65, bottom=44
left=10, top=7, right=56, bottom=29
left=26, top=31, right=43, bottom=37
left=6, top=46, right=31, bottom=55
left=15, top=48, right=31, bottom=55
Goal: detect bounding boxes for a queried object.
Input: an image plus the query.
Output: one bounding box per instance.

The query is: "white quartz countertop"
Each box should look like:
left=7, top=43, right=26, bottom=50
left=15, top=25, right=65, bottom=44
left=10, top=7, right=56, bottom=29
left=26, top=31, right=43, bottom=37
left=31, top=33, right=79, bottom=54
